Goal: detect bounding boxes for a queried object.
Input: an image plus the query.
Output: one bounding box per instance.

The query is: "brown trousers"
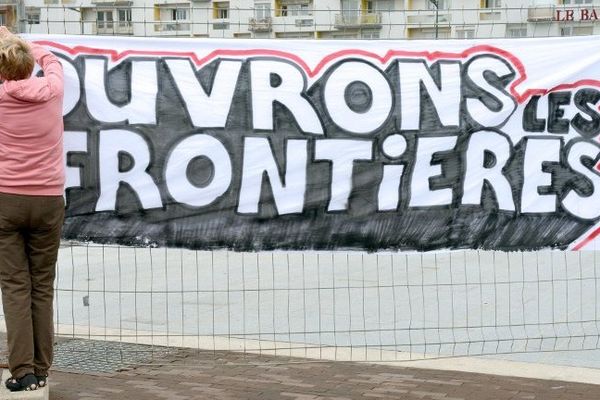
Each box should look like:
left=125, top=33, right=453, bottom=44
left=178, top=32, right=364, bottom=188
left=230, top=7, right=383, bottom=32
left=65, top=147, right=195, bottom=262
left=0, top=193, right=64, bottom=378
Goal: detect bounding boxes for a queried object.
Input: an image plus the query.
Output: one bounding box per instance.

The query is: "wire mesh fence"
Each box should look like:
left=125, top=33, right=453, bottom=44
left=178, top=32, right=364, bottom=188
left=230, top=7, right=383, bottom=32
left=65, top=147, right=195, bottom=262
left=2, top=1, right=600, bottom=372
left=11, top=4, right=600, bottom=40
left=44, top=243, right=600, bottom=367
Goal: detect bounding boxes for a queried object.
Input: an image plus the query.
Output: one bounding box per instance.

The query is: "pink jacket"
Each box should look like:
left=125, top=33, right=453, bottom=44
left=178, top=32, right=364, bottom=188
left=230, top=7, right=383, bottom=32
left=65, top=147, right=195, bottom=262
left=0, top=44, right=64, bottom=196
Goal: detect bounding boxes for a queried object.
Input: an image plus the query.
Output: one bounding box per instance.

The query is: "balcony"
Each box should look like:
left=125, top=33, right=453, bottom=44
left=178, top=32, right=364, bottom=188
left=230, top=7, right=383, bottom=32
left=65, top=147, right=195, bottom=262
left=480, top=12, right=501, bottom=21
left=212, top=21, right=230, bottom=30
left=406, top=11, right=451, bottom=26
left=95, top=21, right=134, bottom=35
left=295, top=18, right=313, bottom=27
left=527, top=6, right=554, bottom=22
left=334, top=13, right=381, bottom=29
left=154, top=21, right=191, bottom=32
left=91, top=0, right=132, bottom=4
left=248, top=17, right=272, bottom=32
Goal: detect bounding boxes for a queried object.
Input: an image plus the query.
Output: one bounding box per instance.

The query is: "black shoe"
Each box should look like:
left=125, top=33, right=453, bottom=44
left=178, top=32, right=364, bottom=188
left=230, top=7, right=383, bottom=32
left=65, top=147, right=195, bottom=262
left=5, top=373, right=38, bottom=391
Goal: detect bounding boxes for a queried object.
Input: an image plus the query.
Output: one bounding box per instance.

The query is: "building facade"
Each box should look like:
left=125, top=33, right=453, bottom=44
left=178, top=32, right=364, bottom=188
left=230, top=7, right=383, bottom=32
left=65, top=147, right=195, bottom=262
left=2, top=0, right=600, bottom=39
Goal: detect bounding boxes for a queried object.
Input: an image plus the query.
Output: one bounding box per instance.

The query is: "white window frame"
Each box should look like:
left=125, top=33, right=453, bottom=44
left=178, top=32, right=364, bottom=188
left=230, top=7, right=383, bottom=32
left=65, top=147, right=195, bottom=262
left=215, top=2, right=229, bottom=19
left=171, top=8, right=187, bottom=21
left=97, top=10, right=114, bottom=29
left=254, top=3, right=271, bottom=19
left=117, top=8, right=132, bottom=26
left=573, top=25, right=594, bottom=35
left=341, top=0, right=360, bottom=17
left=361, top=29, right=380, bottom=39
left=456, top=28, right=475, bottom=39
left=561, top=25, right=593, bottom=36
left=26, top=8, right=41, bottom=25
left=282, top=3, right=310, bottom=16
left=482, top=0, right=501, bottom=8
left=506, top=23, right=527, bottom=38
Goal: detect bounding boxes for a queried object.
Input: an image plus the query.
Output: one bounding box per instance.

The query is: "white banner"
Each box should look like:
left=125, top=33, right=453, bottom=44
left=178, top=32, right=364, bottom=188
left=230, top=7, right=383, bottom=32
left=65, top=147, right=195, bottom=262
left=29, top=34, right=600, bottom=251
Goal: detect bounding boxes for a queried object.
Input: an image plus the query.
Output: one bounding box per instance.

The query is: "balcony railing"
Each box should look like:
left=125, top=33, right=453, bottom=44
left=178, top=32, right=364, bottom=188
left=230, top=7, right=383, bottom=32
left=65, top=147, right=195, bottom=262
left=295, top=18, right=313, bottom=27
left=248, top=17, right=272, bottom=32
left=406, top=12, right=451, bottom=25
left=334, top=13, right=381, bottom=28
left=154, top=21, right=191, bottom=32
left=95, top=21, right=134, bottom=35
left=91, top=0, right=133, bottom=3
left=527, top=6, right=554, bottom=22
left=212, top=21, right=230, bottom=30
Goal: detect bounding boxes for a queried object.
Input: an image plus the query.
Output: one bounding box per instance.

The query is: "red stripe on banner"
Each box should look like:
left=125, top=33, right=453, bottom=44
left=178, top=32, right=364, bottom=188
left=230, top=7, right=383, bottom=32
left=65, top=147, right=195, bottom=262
left=34, top=41, right=534, bottom=101
left=573, top=226, right=600, bottom=250
left=34, top=40, right=600, bottom=107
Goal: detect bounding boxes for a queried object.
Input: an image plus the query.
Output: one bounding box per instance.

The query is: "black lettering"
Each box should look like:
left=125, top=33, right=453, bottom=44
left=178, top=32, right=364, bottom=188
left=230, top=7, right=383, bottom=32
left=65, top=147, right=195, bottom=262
left=571, top=88, right=600, bottom=138
left=547, top=91, right=571, bottom=134
left=522, top=95, right=545, bottom=132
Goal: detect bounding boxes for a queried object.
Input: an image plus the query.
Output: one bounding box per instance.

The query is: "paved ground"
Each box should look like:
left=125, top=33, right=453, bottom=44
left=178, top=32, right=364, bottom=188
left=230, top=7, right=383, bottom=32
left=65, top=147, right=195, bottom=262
left=0, top=334, right=599, bottom=399
left=46, top=352, right=600, bottom=400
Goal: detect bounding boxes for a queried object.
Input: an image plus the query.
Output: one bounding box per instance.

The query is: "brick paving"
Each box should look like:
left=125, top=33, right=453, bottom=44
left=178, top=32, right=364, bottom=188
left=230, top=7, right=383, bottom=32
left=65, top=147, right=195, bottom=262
left=0, top=334, right=599, bottom=399
left=45, top=352, right=600, bottom=400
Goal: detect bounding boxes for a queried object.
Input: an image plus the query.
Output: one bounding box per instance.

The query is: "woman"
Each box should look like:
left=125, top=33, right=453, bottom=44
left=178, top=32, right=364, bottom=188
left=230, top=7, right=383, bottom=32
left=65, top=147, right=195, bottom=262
left=0, top=27, right=65, bottom=391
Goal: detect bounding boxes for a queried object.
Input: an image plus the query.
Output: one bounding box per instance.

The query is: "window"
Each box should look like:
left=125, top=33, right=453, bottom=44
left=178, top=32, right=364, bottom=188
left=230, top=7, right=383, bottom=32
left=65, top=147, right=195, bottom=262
left=97, top=10, right=114, bottom=29
left=561, top=26, right=593, bottom=36
left=281, top=3, right=310, bottom=16
left=427, top=0, right=449, bottom=10
left=506, top=23, right=527, bottom=38
left=254, top=3, right=271, bottom=19
left=171, top=8, right=187, bottom=21
left=573, top=26, right=594, bottom=35
left=361, top=29, right=380, bottom=39
left=482, top=0, right=501, bottom=7
left=456, top=28, right=475, bottom=38
left=214, top=2, right=229, bottom=19
left=118, top=9, right=131, bottom=26
left=26, top=8, right=41, bottom=25
left=341, top=0, right=360, bottom=17
left=374, top=0, right=394, bottom=12
left=563, top=0, right=592, bottom=4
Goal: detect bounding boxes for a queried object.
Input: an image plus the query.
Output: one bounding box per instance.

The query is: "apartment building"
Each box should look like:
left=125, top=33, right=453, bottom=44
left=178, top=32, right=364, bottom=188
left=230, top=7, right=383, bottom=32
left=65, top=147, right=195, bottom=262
left=3, top=0, right=600, bottom=39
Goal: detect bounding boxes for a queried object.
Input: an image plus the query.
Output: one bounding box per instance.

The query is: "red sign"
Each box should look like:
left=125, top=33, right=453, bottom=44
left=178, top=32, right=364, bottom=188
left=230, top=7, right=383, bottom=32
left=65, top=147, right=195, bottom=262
left=555, top=8, right=599, bottom=21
